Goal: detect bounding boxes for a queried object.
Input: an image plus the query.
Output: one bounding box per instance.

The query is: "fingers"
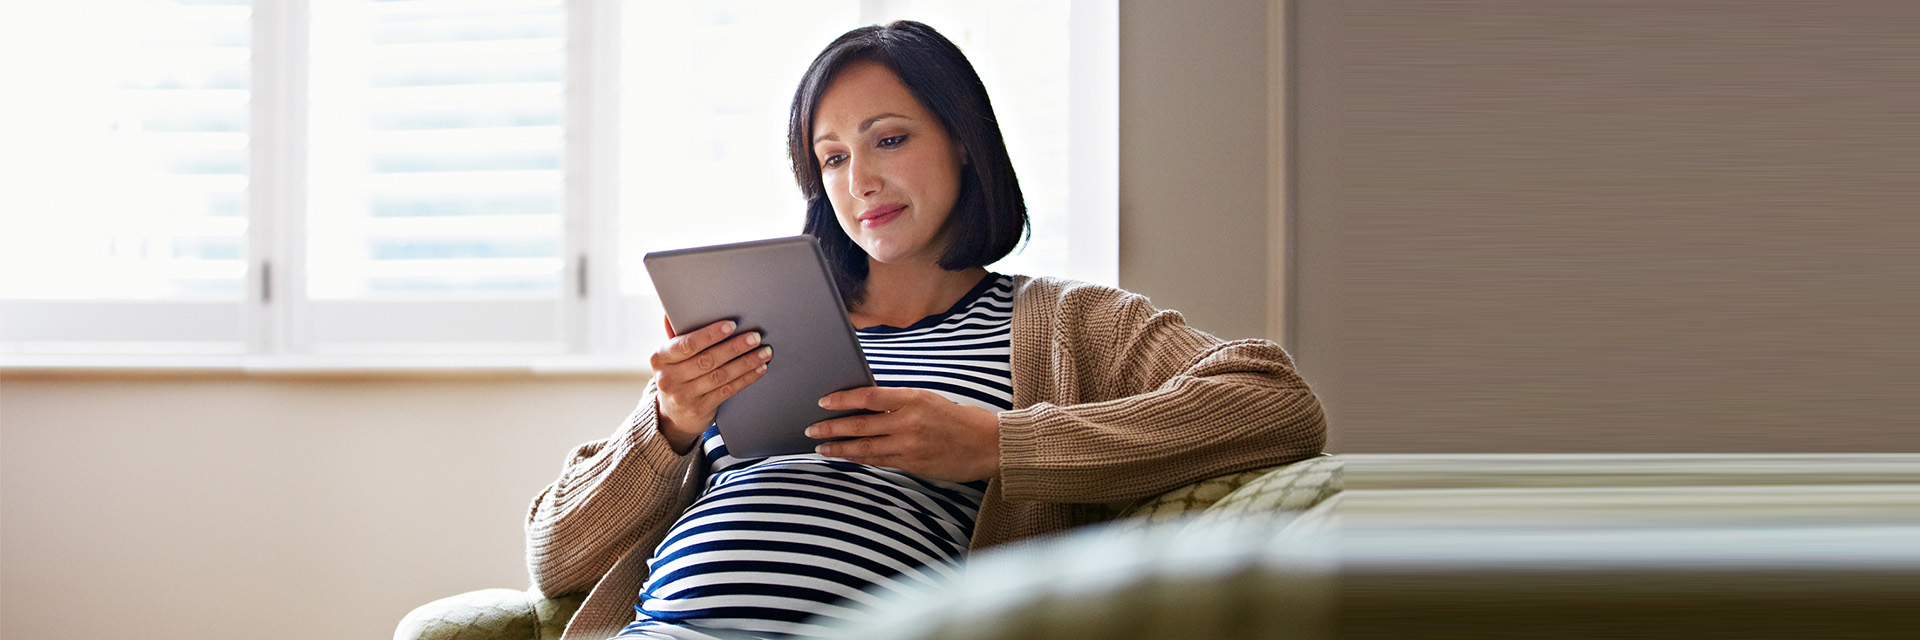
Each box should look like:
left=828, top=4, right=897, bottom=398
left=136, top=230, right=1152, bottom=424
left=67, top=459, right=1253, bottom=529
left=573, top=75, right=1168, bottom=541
left=818, top=386, right=916, bottom=412
left=808, top=400, right=1002, bottom=482
left=655, top=347, right=770, bottom=439
left=650, top=320, right=737, bottom=370
left=692, top=343, right=773, bottom=401
left=653, top=325, right=765, bottom=385
left=806, top=413, right=880, bottom=440
left=808, top=387, right=933, bottom=440
left=666, top=338, right=772, bottom=405
left=679, top=332, right=765, bottom=385
left=650, top=319, right=775, bottom=435
left=815, top=434, right=895, bottom=460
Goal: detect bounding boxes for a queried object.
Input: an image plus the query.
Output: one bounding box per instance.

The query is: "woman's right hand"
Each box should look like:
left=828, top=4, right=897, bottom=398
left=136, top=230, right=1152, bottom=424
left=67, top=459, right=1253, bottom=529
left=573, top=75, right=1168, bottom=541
left=650, top=318, right=774, bottom=454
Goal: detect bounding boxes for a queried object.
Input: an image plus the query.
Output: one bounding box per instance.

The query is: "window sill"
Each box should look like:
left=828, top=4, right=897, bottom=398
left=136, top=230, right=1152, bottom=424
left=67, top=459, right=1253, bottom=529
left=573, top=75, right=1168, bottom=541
left=0, top=354, right=652, bottom=377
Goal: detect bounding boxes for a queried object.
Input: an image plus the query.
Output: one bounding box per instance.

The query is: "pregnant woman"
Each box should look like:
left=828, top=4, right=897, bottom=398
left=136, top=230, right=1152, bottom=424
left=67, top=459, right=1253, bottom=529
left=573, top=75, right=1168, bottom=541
left=525, top=20, right=1327, bottom=640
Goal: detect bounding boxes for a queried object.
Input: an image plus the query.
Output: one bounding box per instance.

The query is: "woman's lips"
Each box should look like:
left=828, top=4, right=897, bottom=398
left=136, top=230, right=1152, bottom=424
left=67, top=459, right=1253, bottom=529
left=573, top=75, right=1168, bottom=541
left=860, top=205, right=906, bottom=228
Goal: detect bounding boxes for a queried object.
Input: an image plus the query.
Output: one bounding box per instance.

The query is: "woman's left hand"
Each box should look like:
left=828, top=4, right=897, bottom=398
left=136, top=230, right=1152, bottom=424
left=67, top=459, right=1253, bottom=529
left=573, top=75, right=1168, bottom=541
left=807, top=387, right=1000, bottom=482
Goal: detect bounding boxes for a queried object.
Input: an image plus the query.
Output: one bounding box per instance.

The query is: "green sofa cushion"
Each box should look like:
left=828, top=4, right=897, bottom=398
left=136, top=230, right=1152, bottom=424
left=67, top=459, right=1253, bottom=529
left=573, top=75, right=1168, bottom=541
left=394, top=588, right=583, bottom=640
left=1114, top=455, right=1342, bottom=529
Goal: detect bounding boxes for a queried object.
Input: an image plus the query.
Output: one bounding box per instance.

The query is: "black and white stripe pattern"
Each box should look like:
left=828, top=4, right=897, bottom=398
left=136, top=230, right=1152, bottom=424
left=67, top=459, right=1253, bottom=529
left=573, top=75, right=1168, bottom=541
left=616, top=275, right=1014, bottom=640
left=856, top=275, right=1014, bottom=411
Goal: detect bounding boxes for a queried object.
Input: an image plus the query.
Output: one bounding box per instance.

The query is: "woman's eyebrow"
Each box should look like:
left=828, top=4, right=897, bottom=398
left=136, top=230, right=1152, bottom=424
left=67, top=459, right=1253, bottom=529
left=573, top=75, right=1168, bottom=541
left=814, top=113, right=911, bottom=145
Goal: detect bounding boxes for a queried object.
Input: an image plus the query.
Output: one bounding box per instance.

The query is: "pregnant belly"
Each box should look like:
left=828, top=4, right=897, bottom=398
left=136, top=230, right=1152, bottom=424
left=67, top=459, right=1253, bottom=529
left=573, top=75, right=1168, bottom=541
left=633, top=458, right=980, bottom=638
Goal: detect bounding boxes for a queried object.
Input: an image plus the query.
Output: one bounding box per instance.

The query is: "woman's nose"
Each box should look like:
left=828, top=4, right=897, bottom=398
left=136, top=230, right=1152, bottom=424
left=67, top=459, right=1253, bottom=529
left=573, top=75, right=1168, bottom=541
left=847, top=156, right=882, bottom=199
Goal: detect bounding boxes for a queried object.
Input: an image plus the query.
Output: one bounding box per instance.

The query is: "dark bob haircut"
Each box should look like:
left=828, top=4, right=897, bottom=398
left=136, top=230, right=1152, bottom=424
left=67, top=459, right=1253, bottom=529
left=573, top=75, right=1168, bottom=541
left=788, top=20, right=1029, bottom=305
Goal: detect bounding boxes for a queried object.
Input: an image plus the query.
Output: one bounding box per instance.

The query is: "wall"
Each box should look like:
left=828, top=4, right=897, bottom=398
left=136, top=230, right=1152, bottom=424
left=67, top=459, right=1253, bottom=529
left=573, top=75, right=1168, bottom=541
left=0, top=372, right=644, bottom=640
left=1116, top=0, right=1275, bottom=342
left=1287, top=0, right=1918, bottom=452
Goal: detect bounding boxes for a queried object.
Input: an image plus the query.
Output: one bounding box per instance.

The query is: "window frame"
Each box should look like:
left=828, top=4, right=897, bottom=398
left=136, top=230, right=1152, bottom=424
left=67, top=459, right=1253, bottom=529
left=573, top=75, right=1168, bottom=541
left=0, top=0, right=1116, bottom=373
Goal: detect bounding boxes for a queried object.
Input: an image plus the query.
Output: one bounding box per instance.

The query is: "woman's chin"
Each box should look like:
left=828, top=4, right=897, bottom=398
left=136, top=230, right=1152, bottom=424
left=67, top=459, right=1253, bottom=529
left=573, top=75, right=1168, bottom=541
left=863, top=248, right=936, bottom=270
left=865, top=253, right=909, bottom=268
left=857, top=241, right=904, bottom=265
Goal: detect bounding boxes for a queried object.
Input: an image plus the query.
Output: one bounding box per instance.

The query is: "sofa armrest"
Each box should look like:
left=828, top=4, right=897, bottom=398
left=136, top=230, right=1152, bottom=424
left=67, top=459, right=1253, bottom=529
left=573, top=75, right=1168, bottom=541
left=394, top=588, right=585, bottom=640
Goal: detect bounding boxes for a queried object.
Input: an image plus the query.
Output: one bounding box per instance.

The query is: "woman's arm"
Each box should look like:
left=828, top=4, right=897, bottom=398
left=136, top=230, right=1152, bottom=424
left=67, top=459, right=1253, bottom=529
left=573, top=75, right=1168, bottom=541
left=995, top=284, right=1327, bottom=503
left=524, top=378, right=704, bottom=597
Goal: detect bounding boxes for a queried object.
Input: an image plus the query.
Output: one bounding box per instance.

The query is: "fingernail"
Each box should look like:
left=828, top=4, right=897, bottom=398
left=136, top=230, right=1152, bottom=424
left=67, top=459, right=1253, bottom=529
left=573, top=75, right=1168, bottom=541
left=759, top=346, right=773, bottom=360
left=804, top=426, right=818, bottom=438
left=722, top=321, right=736, bottom=334
left=815, top=444, right=830, bottom=456
left=746, top=332, right=760, bottom=346
left=817, top=397, right=829, bottom=408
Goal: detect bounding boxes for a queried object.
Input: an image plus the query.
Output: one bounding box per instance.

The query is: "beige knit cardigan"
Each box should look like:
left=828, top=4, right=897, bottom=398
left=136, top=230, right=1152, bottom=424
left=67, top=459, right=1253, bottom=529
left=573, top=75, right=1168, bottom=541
left=525, top=276, right=1327, bottom=640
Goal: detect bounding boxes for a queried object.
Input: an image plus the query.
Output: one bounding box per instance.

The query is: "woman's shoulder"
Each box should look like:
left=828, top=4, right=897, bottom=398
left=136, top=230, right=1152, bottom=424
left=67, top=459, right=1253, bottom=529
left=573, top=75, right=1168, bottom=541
left=1005, top=274, right=1156, bottom=321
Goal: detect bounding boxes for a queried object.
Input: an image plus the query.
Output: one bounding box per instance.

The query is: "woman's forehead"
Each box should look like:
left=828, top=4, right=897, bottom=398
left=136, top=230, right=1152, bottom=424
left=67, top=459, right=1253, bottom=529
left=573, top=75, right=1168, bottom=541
left=813, top=62, right=928, bottom=139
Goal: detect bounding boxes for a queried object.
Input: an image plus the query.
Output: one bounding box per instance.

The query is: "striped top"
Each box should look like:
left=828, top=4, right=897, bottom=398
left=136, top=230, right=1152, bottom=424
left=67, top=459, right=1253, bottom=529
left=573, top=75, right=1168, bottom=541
left=616, top=274, right=1015, bottom=639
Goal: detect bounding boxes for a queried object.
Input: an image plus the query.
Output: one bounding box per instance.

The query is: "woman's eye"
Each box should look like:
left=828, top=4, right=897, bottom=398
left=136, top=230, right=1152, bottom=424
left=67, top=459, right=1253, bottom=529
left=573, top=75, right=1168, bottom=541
left=878, top=135, right=907, bottom=148
left=822, top=154, right=846, bottom=168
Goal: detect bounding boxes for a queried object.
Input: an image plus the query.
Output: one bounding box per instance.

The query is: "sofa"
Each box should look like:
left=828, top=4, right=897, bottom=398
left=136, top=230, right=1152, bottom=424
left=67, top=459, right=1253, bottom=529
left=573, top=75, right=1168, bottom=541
left=394, top=455, right=1344, bottom=640
left=397, top=453, right=1919, bottom=640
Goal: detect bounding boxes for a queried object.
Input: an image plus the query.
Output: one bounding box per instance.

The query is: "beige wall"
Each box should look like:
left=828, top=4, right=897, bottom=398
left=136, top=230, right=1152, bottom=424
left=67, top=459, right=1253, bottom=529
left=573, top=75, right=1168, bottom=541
left=1114, top=0, right=1917, bottom=455
left=1117, top=0, right=1275, bottom=341
left=5, top=2, right=1916, bottom=640
left=1286, top=0, right=1918, bottom=452
left=0, top=372, right=647, bottom=640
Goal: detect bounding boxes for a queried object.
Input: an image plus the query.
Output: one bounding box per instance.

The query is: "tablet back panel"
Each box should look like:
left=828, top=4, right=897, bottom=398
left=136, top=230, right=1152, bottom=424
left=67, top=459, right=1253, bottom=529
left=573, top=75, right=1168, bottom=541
left=644, top=236, right=873, bottom=458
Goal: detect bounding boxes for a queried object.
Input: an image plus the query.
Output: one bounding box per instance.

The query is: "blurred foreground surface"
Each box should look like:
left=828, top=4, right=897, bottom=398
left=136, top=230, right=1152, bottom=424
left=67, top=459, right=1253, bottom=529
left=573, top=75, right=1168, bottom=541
left=1339, top=454, right=1918, bottom=639
left=835, top=454, right=1919, bottom=640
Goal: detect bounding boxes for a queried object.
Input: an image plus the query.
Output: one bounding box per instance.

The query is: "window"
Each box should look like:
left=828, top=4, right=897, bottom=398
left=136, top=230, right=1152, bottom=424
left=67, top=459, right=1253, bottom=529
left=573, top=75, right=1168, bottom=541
left=300, top=0, right=573, bottom=355
left=0, top=0, right=1115, bottom=370
left=0, top=0, right=253, bottom=355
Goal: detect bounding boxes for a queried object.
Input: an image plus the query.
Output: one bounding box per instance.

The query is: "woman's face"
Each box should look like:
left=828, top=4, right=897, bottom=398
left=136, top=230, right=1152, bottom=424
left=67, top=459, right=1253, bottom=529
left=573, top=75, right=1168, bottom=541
left=810, top=61, right=967, bottom=268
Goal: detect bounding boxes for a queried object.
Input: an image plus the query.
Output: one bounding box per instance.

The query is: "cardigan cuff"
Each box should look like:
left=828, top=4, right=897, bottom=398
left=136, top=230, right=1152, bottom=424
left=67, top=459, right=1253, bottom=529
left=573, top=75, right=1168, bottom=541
left=616, top=381, right=697, bottom=481
left=995, top=403, right=1069, bottom=501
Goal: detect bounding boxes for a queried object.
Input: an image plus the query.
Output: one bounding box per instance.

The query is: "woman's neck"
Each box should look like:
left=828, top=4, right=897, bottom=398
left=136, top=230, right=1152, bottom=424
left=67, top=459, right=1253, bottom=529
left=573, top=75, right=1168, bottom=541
left=850, top=261, right=988, bottom=329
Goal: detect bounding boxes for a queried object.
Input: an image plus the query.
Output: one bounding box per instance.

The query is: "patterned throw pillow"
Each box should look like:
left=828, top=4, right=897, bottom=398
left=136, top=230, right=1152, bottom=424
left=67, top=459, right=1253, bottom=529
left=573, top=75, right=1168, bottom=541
left=1196, top=455, right=1343, bottom=522
left=1112, top=455, right=1343, bottom=529
left=394, top=588, right=539, bottom=640
left=394, top=588, right=584, bottom=640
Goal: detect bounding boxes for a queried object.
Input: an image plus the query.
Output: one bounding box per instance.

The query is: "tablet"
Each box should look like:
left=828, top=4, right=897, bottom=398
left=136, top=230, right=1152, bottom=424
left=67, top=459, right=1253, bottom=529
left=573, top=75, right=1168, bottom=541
left=643, top=235, right=874, bottom=458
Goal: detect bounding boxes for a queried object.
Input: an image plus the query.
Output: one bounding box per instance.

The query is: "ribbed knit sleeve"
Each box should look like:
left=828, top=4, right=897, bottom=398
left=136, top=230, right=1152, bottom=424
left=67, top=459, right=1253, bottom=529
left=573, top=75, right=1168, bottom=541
left=524, top=377, right=703, bottom=598
left=993, top=278, right=1326, bottom=504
